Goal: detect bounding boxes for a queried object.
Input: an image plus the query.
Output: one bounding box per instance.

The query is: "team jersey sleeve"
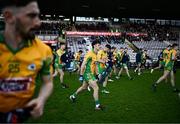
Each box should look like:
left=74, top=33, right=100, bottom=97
left=97, top=51, right=103, bottom=61
left=83, top=51, right=92, bottom=63
left=74, top=53, right=79, bottom=60
left=171, top=50, right=177, bottom=61
left=40, top=46, right=53, bottom=75
left=56, top=49, right=61, bottom=56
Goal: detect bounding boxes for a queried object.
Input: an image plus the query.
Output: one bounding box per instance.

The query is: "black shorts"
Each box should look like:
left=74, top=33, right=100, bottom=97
left=0, top=107, right=32, bottom=123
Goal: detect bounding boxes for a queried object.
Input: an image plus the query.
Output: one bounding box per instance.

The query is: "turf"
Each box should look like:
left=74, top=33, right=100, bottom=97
left=27, top=69, right=180, bottom=123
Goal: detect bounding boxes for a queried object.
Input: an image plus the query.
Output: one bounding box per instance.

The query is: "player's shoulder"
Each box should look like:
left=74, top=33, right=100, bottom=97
left=171, top=49, right=177, bottom=54
left=97, top=50, right=103, bottom=54
left=33, top=37, right=52, bottom=53
left=56, top=48, right=61, bottom=53
left=86, top=50, right=95, bottom=56
left=86, top=50, right=92, bottom=54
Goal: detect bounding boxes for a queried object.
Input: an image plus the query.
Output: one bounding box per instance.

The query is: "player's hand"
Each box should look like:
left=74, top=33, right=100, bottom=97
left=79, top=75, right=83, bottom=83
left=25, top=98, right=45, bottom=119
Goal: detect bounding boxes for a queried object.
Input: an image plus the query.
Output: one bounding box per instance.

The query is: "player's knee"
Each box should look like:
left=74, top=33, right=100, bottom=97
left=82, top=84, right=88, bottom=90
left=93, top=84, right=99, bottom=91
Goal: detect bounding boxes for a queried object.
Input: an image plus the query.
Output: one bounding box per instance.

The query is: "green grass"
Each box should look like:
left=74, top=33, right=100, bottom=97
left=28, top=69, right=180, bottom=123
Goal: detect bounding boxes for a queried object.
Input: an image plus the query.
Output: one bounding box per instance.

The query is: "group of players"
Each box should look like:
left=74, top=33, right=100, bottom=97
left=52, top=38, right=179, bottom=110
left=1, top=0, right=179, bottom=122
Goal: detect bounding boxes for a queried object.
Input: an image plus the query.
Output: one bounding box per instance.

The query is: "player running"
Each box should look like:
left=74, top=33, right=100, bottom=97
left=97, top=44, right=111, bottom=94
left=152, top=43, right=179, bottom=92
left=116, top=48, right=133, bottom=80
left=53, top=43, right=69, bottom=88
left=69, top=40, right=104, bottom=110
left=151, top=45, right=171, bottom=73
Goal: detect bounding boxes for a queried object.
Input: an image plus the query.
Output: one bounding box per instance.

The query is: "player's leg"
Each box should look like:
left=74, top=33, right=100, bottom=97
left=113, top=65, right=117, bottom=75
left=116, top=68, right=120, bottom=79
left=70, top=81, right=88, bottom=102
left=59, top=69, right=68, bottom=88
left=108, top=70, right=114, bottom=82
left=53, top=62, right=59, bottom=77
left=88, top=80, right=103, bottom=110
left=151, top=63, right=161, bottom=73
left=134, top=62, right=139, bottom=73
left=138, top=63, right=141, bottom=75
left=102, top=76, right=110, bottom=94
left=124, top=65, right=132, bottom=80
left=170, top=70, right=179, bottom=92
left=152, top=70, right=170, bottom=91
left=117, top=67, right=123, bottom=78
left=77, top=63, right=80, bottom=73
left=53, top=69, right=58, bottom=77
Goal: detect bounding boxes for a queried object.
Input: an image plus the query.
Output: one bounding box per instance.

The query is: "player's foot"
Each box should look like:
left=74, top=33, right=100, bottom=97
left=134, top=69, right=137, bottom=73
left=101, top=89, right=110, bottom=94
left=138, top=72, right=141, bottom=75
left=116, top=76, right=120, bottom=79
left=178, top=92, right=180, bottom=99
left=151, top=83, right=157, bottom=92
left=173, top=88, right=180, bottom=93
left=69, top=95, right=76, bottom=102
left=129, top=77, right=133, bottom=80
left=61, top=83, right=69, bottom=88
left=95, top=105, right=104, bottom=110
left=151, top=69, right=154, bottom=73
left=108, top=79, right=114, bottom=82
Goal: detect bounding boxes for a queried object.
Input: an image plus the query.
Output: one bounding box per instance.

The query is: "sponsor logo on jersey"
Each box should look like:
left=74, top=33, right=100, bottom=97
left=0, top=77, right=32, bottom=92
left=28, top=64, right=36, bottom=71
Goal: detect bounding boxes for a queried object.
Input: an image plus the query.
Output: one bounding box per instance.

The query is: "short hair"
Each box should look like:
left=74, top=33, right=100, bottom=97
left=172, top=43, right=178, bottom=48
left=91, top=39, right=100, bottom=48
left=60, top=43, right=66, bottom=46
left=105, top=44, right=111, bottom=50
left=111, top=46, right=116, bottom=49
left=167, top=45, right=172, bottom=48
left=1, top=0, right=37, bottom=10
left=79, top=50, right=83, bottom=53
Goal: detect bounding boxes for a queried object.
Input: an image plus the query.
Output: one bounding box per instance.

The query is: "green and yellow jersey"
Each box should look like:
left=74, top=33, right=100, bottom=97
left=54, top=48, right=65, bottom=69
left=97, top=50, right=107, bottom=68
left=141, top=52, right=147, bottom=63
left=113, top=51, right=118, bottom=61
left=83, top=50, right=97, bottom=81
left=163, top=49, right=170, bottom=62
left=74, top=52, right=81, bottom=61
left=117, top=51, right=124, bottom=62
left=165, top=49, right=177, bottom=71
left=0, top=34, right=53, bottom=113
left=56, top=48, right=65, bottom=64
left=97, top=50, right=107, bottom=74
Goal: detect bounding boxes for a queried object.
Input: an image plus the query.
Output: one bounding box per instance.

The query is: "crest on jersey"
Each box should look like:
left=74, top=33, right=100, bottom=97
left=28, top=64, right=36, bottom=71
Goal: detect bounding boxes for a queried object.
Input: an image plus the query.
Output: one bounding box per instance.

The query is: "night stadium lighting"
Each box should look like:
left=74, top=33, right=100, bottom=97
left=59, top=15, right=64, bottom=17
left=45, top=15, right=51, bottom=17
